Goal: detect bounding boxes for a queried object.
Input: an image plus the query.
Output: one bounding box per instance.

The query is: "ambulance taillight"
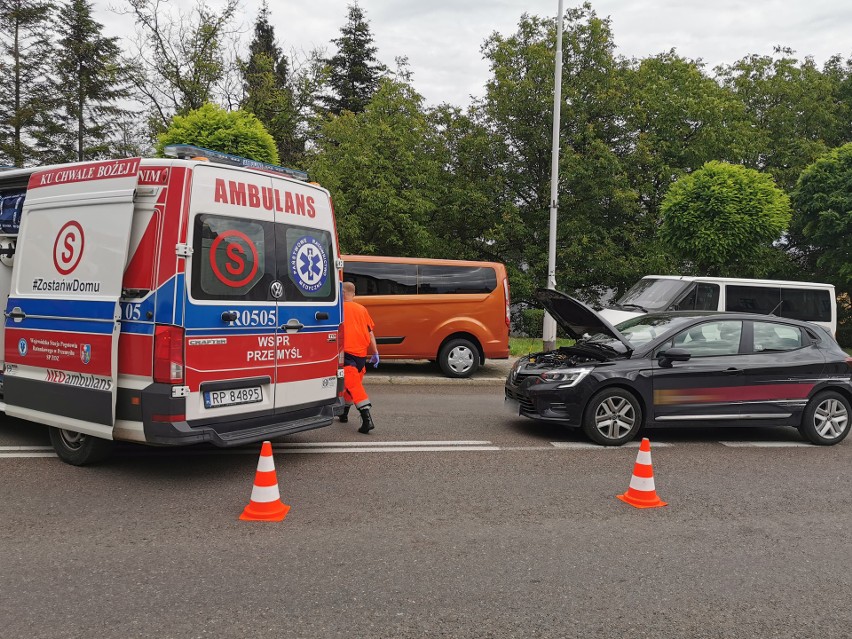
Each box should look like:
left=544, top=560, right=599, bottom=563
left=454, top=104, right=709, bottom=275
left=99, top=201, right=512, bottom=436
left=153, top=325, right=185, bottom=384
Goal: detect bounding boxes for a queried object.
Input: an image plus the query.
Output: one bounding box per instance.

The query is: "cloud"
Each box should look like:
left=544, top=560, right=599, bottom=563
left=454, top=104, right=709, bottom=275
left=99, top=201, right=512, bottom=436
left=94, top=0, right=852, bottom=108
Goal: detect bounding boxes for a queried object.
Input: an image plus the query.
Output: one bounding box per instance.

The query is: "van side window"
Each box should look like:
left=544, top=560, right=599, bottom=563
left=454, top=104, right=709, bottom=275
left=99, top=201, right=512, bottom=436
left=673, top=283, right=720, bottom=311
left=343, top=262, right=417, bottom=295
left=726, top=285, right=781, bottom=314
left=418, top=266, right=497, bottom=294
left=779, top=288, right=831, bottom=322
left=278, top=226, right=336, bottom=302
left=191, top=214, right=273, bottom=301
left=752, top=321, right=804, bottom=352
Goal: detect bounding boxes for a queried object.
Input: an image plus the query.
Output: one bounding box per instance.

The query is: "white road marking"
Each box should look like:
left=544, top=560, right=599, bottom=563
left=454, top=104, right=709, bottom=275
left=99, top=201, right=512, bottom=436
left=550, top=441, right=673, bottom=449
left=0, top=452, right=57, bottom=458
left=720, top=441, right=815, bottom=447
left=0, top=440, right=829, bottom=459
left=272, top=440, right=493, bottom=448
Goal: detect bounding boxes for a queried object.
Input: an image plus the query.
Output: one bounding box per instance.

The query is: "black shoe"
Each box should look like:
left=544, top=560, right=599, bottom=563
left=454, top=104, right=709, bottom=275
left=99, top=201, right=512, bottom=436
left=358, top=407, right=375, bottom=434
left=339, top=405, right=351, bottom=423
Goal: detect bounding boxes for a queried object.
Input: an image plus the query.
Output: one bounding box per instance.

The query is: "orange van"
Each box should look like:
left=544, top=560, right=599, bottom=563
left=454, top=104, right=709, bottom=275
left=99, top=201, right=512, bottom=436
left=342, top=255, right=510, bottom=377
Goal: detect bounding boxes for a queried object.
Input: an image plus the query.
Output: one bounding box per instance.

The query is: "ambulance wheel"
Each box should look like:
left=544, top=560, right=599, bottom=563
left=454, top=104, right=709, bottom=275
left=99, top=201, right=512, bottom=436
left=49, top=427, right=114, bottom=466
left=438, top=338, right=480, bottom=378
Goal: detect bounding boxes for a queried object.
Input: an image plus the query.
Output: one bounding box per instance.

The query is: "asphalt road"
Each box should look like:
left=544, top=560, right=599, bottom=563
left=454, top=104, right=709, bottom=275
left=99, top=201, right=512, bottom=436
left=2, top=371, right=852, bottom=638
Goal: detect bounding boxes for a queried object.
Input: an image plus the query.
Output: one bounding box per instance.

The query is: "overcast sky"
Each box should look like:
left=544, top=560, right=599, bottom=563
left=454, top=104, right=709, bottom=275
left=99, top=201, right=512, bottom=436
left=96, top=0, right=852, bottom=108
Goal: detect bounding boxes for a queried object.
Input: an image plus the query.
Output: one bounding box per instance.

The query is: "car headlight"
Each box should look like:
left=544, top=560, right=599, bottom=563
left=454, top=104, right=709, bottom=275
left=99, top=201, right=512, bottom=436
left=539, top=367, right=592, bottom=388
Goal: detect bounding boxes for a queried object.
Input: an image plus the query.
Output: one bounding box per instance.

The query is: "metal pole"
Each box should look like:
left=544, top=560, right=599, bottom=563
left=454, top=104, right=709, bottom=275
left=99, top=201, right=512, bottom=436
left=542, top=0, right=564, bottom=352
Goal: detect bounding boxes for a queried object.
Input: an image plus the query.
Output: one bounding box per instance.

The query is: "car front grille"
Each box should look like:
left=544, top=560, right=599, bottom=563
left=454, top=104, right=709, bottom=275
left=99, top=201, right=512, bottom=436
left=505, top=387, right=535, bottom=414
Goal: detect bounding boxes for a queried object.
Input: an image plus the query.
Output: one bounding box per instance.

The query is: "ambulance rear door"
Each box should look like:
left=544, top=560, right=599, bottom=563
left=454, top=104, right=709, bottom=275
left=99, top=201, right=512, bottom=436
left=271, top=178, right=341, bottom=413
left=3, top=158, right=140, bottom=438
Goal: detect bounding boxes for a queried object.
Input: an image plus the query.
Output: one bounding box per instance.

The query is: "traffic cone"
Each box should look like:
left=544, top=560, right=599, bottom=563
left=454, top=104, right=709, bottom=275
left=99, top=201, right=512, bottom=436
left=240, top=441, right=290, bottom=521
left=617, top=437, right=667, bottom=509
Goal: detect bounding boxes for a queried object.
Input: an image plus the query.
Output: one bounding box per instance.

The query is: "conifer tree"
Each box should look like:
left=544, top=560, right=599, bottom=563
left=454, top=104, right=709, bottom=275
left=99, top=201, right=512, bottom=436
left=51, top=0, right=133, bottom=162
left=322, top=2, right=385, bottom=115
left=0, top=0, right=56, bottom=166
left=241, top=1, right=302, bottom=165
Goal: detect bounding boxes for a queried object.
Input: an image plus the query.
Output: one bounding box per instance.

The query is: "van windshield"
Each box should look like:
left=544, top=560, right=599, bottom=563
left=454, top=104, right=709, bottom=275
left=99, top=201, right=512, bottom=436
left=613, top=278, right=689, bottom=313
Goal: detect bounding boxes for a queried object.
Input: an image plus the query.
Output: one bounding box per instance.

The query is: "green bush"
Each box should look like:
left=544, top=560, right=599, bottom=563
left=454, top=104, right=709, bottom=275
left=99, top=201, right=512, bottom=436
left=512, top=308, right=566, bottom=338
left=156, top=103, right=280, bottom=164
left=836, top=326, right=852, bottom=348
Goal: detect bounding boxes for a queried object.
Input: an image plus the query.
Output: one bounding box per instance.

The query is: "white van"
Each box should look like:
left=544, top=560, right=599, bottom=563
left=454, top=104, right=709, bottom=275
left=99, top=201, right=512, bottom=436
left=600, top=276, right=837, bottom=333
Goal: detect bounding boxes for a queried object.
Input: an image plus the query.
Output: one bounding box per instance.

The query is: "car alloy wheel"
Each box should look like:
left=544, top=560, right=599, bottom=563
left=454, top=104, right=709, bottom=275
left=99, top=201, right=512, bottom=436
left=800, top=391, right=852, bottom=445
left=582, top=388, right=642, bottom=446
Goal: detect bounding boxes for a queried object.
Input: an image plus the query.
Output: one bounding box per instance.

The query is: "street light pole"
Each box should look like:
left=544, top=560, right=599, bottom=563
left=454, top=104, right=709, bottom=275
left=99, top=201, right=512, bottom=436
left=543, top=0, right=564, bottom=352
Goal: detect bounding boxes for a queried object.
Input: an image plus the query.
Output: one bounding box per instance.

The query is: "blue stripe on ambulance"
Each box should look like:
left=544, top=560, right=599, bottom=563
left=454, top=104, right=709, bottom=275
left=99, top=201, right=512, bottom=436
left=6, top=298, right=117, bottom=335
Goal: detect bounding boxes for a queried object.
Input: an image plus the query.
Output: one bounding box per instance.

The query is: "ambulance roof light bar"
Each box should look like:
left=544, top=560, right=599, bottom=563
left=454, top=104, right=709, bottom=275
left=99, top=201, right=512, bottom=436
left=163, top=144, right=308, bottom=182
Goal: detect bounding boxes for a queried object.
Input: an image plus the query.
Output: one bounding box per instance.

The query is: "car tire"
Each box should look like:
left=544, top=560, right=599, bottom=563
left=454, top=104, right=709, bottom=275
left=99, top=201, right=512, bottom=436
left=438, top=338, right=479, bottom=378
left=49, top=427, right=114, bottom=466
left=582, top=387, right=642, bottom=446
left=798, top=390, right=851, bottom=446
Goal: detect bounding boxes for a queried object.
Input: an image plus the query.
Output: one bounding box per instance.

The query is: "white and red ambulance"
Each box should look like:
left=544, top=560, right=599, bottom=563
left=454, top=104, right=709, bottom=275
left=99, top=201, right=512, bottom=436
left=0, top=145, right=345, bottom=465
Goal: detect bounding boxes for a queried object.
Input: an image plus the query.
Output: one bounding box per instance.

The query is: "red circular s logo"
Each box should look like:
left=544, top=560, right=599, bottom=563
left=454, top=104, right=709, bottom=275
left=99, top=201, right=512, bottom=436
left=53, top=221, right=85, bottom=275
left=209, top=230, right=259, bottom=287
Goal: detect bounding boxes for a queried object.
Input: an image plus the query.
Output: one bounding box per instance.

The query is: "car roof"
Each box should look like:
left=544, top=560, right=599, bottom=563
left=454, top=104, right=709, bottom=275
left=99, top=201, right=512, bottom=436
left=636, top=310, right=821, bottom=329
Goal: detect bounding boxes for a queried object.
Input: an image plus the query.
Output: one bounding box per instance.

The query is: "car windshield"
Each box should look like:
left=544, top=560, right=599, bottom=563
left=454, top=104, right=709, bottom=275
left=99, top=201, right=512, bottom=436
left=581, top=314, right=699, bottom=350
left=613, top=278, right=690, bottom=313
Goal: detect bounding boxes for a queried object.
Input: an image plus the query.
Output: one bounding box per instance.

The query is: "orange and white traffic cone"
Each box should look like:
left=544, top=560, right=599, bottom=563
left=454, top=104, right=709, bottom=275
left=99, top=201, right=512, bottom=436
left=240, top=441, right=290, bottom=521
left=617, top=437, right=667, bottom=509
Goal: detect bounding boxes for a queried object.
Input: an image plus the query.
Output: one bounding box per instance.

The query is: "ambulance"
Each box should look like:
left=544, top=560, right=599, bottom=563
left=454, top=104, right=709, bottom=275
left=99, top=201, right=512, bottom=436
left=0, top=145, right=345, bottom=465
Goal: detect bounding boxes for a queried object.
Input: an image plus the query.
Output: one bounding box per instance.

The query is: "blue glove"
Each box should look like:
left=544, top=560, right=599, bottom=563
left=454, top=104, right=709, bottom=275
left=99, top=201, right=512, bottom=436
left=369, top=353, right=380, bottom=368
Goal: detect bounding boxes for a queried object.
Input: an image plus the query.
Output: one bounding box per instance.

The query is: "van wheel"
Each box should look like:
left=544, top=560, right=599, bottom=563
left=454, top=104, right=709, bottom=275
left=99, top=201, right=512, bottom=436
left=582, top=388, right=642, bottom=446
left=49, top=427, right=114, bottom=466
left=799, top=391, right=851, bottom=445
left=438, top=338, right=480, bottom=378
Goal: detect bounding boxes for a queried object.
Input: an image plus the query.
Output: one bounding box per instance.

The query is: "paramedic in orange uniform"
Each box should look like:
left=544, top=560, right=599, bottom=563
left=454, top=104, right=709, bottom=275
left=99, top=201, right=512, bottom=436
left=340, top=281, right=379, bottom=434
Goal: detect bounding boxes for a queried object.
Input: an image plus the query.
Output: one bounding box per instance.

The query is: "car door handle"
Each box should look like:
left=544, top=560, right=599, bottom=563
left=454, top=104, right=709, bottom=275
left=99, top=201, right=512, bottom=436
left=315, top=311, right=329, bottom=320
left=6, top=306, right=25, bottom=321
left=723, top=367, right=742, bottom=375
left=221, top=311, right=238, bottom=322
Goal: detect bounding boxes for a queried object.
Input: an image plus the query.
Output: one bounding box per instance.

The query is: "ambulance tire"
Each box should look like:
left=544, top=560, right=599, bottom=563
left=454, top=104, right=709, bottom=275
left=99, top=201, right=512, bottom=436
left=49, top=427, right=114, bottom=466
left=438, top=338, right=480, bottom=378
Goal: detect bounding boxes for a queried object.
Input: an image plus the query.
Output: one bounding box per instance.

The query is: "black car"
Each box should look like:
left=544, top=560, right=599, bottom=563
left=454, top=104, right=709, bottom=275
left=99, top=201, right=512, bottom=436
left=505, top=289, right=852, bottom=446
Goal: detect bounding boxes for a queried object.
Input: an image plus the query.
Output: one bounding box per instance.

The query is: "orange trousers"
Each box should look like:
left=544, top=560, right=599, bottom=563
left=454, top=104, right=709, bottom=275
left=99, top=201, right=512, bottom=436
left=343, top=364, right=370, bottom=408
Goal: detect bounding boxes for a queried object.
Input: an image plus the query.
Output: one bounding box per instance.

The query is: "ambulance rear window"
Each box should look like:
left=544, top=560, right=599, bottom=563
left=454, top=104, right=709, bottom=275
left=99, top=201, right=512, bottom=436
left=278, top=225, right=335, bottom=302
left=191, top=215, right=336, bottom=303
left=191, top=215, right=274, bottom=301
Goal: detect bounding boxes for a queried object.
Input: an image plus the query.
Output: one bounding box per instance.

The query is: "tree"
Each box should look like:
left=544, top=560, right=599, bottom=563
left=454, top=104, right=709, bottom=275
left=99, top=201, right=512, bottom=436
left=621, top=51, right=754, bottom=220
left=240, top=1, right=302, bottom=165
left=0, top=0, right=56, bottom=166
left=478, top=5, right=667, bottom=304
left=789, top=143, right=852, bottom=292
left=659, top=161, right=792, bottom=276
left=50, top=0, right=133, bottom=162
left=322, top=2, right=385, bottom=115
left=716, top=49, right=851, bottom=192
left=426, top=103, right=510, bottom=263
left=124, top=0, right=239, bottom=132
left=308, top=78, right=440, bottom=256
left=155, top=103, right=279, bottom=164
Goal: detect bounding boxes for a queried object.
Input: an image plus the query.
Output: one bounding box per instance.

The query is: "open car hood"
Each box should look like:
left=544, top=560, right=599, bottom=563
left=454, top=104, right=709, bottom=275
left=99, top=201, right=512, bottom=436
left=534, top=288, right=633, bottom=353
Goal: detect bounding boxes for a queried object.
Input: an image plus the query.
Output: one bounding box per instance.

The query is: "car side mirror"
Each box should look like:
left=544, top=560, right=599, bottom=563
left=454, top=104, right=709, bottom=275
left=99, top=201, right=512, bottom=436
left=657, top=347, right=691, bottom=368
